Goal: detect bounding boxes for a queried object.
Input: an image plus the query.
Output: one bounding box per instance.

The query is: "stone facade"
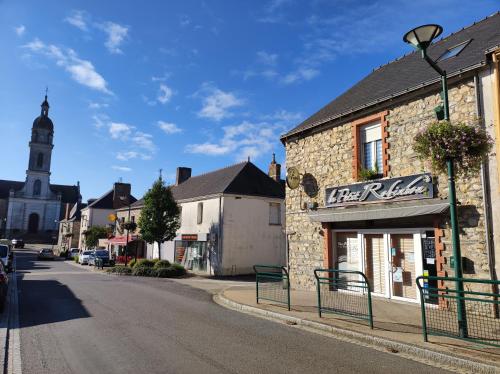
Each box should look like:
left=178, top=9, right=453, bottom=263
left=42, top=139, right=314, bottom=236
left=285, top=78, right=489, bottom=290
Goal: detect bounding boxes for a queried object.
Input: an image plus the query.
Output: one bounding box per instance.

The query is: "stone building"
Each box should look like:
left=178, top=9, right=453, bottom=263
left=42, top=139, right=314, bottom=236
left=0, top=95, right=80, bottom=241
left=280, top=13, right=500, bottom=303
left=56, top=201, right=87, bottom=251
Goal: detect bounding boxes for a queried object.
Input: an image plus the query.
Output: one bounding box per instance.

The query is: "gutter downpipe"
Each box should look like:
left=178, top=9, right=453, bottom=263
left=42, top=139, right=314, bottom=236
left=474, top=73, right=499, bottom=302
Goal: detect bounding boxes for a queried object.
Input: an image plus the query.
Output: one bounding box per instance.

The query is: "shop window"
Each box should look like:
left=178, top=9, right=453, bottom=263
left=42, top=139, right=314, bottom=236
left=197, top=202, right=203, bottom=224
left=360, top=122, right=382, bottom=173
left=333, top=232, right=359, bottom=285
left=269, top=203, right=281, bottom=225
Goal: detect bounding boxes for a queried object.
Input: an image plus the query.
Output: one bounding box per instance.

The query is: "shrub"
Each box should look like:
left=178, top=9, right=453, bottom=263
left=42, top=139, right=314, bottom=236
left=74, top=255, right=79, bottom=263
left=128, top=258, right=137, bottom=268
left=414, top=121, right=493, bottom=178
left=59, top=250, right=68, bottom=258
left=106, top=266, right=132, bottom=276
left=132, top=265, right=155, bottom=277
left=155, top=267, right=177, bottom=278
left=153, top=260, right=171, bottom=269
left=170, top=263, right=186, bottom=276
left=135, top=259, right=155, bottom=268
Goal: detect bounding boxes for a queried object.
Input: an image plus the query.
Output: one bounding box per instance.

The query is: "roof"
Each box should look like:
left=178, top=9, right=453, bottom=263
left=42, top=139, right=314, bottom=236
left=33, top=115, right=54, bottom=132
left=86, top=189, right=137, bottom=209
left=127, top=162, right=284, bottom=208
left=0, top=180, right=24, bottom=199
left=282, top=12, right=500, bottom=141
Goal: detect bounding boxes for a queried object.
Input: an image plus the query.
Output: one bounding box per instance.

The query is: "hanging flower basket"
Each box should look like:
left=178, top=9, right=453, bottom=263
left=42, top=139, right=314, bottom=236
left=414, top=121, right=493, bottom=177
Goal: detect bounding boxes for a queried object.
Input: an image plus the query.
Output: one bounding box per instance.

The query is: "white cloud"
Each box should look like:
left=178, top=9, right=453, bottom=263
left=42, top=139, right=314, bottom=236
left=23, top=38, right=112, bottom=94
left=132, top=132, right=155, bottom=151
left=197, top=83, right=244, bottom=121
left=152, top=73, right=171, bottom=82
left=157, top=84, right=174, bottom=104
left=88, top=101, right=109, bottom=109
left=15, top=25, right=25, bottom=37
left=256, top=51, right=278, bottom=66
left=99, top=22, right=128, bottom=54
left=92, top=114, right=109, bottom=129
left=65, top=10, right=88, bottom=31
left=262, top=109, right=303, bottom=123
left=158, top=121, right=182, bottom=134
left=109, top=122, right=133, bottom=139
left=186, top=120, right=284, bottom=160
left=112, top=165, right=132, bottom=172
left=282, top=67, right=319, bottom=84
left=116, top=151, right=152, bottom=161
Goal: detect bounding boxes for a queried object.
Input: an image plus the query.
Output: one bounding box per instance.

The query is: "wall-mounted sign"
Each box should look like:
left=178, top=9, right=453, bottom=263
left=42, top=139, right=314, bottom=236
left=302, top=173, right=319, bottom=197
left=107, top=213, right=117, bottom=222
left=286, top=167, right=301, bottom=189
left=325, top=173, right=433, bottom=207
left=181, top=234, right=198, bottom=241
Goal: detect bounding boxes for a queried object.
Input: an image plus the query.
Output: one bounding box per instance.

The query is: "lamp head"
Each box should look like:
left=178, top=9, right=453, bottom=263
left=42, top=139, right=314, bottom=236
left=403, top=24, right=443, bottom=51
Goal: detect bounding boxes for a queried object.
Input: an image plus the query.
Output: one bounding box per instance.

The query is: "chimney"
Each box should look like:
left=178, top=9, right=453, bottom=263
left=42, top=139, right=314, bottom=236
left=268, top=153, right=281, bottom=182
left=176, top=167, right=192, bottom=185
left=112, top=182, right=131, bottom=208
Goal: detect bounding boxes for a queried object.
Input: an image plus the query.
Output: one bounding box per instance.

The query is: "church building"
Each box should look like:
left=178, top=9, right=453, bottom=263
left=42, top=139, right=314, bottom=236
left=0, top=96, right=80, bottom=241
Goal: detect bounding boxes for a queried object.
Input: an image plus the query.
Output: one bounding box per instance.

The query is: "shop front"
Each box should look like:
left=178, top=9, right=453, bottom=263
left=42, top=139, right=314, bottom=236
left=310, top=173, right=447, bottom=303
left=174, top=233, right=210, bottom=273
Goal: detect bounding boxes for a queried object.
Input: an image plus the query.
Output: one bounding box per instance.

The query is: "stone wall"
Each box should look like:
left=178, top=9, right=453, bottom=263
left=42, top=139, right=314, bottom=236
left=285, top=78, right=489, bottom=290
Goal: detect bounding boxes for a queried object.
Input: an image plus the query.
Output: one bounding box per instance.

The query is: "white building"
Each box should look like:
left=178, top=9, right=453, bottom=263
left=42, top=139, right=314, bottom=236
left=0, top=95, right=80, bottom=241
left=144, top=159, right=286, bottom=275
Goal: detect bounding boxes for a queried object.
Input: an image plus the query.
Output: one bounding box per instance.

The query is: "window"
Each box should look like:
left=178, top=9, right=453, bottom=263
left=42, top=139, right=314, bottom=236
left=197, top=202, right=203, bottom=224
left=33, top=180, right=41, bottom=196
left=360, top=122, right=382, bottom=173
left=269, top=203, right=281, bottom=225
left=36, top=153, right=44, bottom=168
left=131, top=215, right=135, bottom=223
left=437, top=40, right=471, bottom=62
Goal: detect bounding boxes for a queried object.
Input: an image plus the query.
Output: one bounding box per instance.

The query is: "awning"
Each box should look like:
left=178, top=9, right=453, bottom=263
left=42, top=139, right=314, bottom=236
left=106, top=235, right=139, bottom=245
left=308, top=199, right=449, bottom=223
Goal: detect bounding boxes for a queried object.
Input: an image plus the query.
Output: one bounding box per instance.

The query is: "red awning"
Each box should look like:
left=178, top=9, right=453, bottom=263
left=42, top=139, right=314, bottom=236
left=107, top=235, right=139, bottom=245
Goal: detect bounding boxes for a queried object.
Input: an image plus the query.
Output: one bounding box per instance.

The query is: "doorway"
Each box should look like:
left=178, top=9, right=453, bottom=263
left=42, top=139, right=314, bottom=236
left=28, top=213, right=39, bottom=233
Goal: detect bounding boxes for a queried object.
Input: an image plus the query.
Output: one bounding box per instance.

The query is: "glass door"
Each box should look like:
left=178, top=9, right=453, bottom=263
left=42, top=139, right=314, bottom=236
left=363, top=234, right=386, bottom=295
left=389, top=234, right=417, bottom=300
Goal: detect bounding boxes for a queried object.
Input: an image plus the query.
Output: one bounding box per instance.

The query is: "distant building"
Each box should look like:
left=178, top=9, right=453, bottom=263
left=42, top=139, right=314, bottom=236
left=56, top=201, right=87, bottom=251
left=140, top=158, right=286, bottom=275
left=0, top=96, right=80, bottom=242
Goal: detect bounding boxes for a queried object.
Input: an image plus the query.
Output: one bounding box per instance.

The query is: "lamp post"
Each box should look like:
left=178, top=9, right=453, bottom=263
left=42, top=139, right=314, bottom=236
left=404, top=24, right=467, bottom=338
left=119, top=196, right=131, bottom=266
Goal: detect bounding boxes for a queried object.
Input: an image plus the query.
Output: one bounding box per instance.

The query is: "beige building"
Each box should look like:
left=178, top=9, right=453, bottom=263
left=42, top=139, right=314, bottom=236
left=56, top=201, right=87, bottom=251
left=280, top=14, right=500, bottom=303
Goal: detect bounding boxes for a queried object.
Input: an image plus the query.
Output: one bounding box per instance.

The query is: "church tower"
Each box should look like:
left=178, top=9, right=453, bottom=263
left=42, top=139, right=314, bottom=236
left=26, top=95, right=54, bottom=198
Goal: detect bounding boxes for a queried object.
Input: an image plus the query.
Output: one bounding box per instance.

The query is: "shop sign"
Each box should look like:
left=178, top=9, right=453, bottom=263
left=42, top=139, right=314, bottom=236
left=181, top=234, right=198, bottom=241
left=325, top=173, right=433, bottom=207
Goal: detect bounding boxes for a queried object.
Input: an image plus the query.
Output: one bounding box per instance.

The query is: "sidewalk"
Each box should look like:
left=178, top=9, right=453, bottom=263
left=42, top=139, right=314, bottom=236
left=216, top=286, right=500, bottom=373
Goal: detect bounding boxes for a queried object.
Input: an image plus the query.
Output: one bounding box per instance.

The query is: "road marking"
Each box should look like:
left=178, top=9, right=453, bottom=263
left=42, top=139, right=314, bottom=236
left=7, top=257, right=21, bottom=374
left=18, top=271, right=92, bottom=276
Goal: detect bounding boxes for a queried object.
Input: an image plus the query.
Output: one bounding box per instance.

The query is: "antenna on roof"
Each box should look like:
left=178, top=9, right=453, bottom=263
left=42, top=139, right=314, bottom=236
left=247, top=156, right=250, bottom=162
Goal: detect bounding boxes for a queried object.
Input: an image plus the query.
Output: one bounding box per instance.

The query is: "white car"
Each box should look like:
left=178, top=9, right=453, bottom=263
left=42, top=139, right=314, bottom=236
left=69, top=248, right=80, bottom=259
left=79, top=250, right=93, bottom=265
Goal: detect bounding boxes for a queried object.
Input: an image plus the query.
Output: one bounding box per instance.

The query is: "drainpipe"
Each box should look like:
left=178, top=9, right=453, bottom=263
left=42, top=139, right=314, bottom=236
left=473, top=73, right=497, bottom=287
left=217, top=195, right=223, bottom=276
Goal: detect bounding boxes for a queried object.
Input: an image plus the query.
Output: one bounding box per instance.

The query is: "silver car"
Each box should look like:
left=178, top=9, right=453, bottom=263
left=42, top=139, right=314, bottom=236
left=79, top=250, right=93, bottom=265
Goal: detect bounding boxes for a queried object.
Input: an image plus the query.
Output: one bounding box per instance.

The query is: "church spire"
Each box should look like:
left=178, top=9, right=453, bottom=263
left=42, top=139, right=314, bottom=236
left=41, top=88, right=49, bottom=117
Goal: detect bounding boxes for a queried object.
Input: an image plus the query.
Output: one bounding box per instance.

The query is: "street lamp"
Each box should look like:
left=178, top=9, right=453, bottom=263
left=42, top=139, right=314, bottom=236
left=404, top=24, right=467, bottom=337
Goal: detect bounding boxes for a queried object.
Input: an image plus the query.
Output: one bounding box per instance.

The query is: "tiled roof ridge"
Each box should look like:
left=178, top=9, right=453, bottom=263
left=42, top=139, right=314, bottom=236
left=174, top=161, right=248, bottom=185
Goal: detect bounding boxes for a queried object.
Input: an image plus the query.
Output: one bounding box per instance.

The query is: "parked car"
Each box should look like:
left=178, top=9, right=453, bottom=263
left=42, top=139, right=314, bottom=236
left=0, top=262, right=8, bottom=312
left=88, top=250, right=114, bottom=267
left=0, top=244, right=12, bottom=272
left=11, top=239, right=24, bottom=248
left=79, top=251, right=93, bottom=265
left=37, top=248, right=55, bottom=260
left=69, top=248, right=80, bottom=259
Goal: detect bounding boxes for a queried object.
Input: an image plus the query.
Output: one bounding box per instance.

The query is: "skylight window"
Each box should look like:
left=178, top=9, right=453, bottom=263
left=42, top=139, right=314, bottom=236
left=437, top=40, right=471, bottom=61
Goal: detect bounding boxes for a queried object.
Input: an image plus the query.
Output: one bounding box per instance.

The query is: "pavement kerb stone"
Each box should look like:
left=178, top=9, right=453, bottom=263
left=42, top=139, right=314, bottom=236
left=213, top=292, right=500, bottom=374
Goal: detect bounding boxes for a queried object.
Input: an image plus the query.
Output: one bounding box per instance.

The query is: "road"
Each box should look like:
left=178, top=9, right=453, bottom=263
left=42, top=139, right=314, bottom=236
left=15, top=247, right=449, bottom=374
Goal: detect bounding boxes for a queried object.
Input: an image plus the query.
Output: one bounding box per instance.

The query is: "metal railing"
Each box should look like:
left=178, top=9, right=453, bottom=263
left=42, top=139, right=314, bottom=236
left=314, top=269, right=373, bottom=329
left=416, top=276, right=500, bottom=347
left=253, top=265, right=290, bottom=311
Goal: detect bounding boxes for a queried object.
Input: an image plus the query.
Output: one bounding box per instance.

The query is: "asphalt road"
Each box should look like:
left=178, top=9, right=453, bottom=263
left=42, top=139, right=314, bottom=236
left=15, top=247, right=449, bottom=374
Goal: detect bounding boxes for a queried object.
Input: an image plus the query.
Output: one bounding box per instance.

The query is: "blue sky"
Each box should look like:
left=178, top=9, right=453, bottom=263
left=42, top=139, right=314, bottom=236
left=1, top=0, right=498, bottom=201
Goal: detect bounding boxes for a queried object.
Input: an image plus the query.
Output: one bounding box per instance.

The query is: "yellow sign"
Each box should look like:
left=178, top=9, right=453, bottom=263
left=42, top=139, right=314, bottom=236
left=107, top=213, right=117, bottom=222
left=286, top=167, right=300, bottom=190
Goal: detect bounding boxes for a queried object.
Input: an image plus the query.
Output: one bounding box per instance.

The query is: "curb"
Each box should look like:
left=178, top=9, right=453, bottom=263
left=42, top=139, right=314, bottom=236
left=214, top=293, right=500, bottom=374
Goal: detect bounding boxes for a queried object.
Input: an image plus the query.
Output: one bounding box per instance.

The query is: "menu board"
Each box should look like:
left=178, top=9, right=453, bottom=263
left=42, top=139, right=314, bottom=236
left=422, top=237, right=435, bottom=259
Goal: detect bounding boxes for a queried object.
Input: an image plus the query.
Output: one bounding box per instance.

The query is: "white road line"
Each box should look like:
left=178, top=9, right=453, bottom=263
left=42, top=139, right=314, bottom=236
left=7, top=257, right=22, bottom=374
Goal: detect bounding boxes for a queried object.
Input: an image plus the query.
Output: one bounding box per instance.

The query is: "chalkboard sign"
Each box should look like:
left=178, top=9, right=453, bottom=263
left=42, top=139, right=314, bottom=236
left=422, top=238, right=435, bottom=259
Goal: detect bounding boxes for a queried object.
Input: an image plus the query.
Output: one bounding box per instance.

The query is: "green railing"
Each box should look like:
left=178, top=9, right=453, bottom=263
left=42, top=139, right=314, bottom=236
left=416, top=276, right=500, bottom=347
left=253, top=265, right=290, bottom=311
left=314, top=269, right=373, bottom=329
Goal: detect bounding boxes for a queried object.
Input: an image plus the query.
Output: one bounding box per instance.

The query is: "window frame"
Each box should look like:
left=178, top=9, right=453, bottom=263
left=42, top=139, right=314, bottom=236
left=197, top=202, right=203, bottom=225
left=269, top=202, right=281, bottom=225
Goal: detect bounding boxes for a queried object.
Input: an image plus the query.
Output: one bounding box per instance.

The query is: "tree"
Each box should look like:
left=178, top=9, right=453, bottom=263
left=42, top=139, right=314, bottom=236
left=84, top=226, right=109, bottom=248
left=138, top=176, right=180, bottom=259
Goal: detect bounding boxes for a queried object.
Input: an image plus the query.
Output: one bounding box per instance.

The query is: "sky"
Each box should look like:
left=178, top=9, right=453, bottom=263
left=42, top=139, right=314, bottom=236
left=1, top=0, right=498, bottom=201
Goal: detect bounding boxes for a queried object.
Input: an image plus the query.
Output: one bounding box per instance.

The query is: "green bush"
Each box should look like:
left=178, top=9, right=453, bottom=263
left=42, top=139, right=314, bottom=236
left=106, top=266, right=132, bottom=275
left=132, top=265, right=155, bottom=277
left=128, top=258, right=137, bottom=268
left=59, top=250, right=68, bottom=258
left=153, top=260, right=171, bottom=269
left=74, top=255, right=79, bottom=263
left=135, top=259, right=155, bottom=268
left=170, top=263, right=186, bottom=276
left=155, top=267, right=177, bottom=278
